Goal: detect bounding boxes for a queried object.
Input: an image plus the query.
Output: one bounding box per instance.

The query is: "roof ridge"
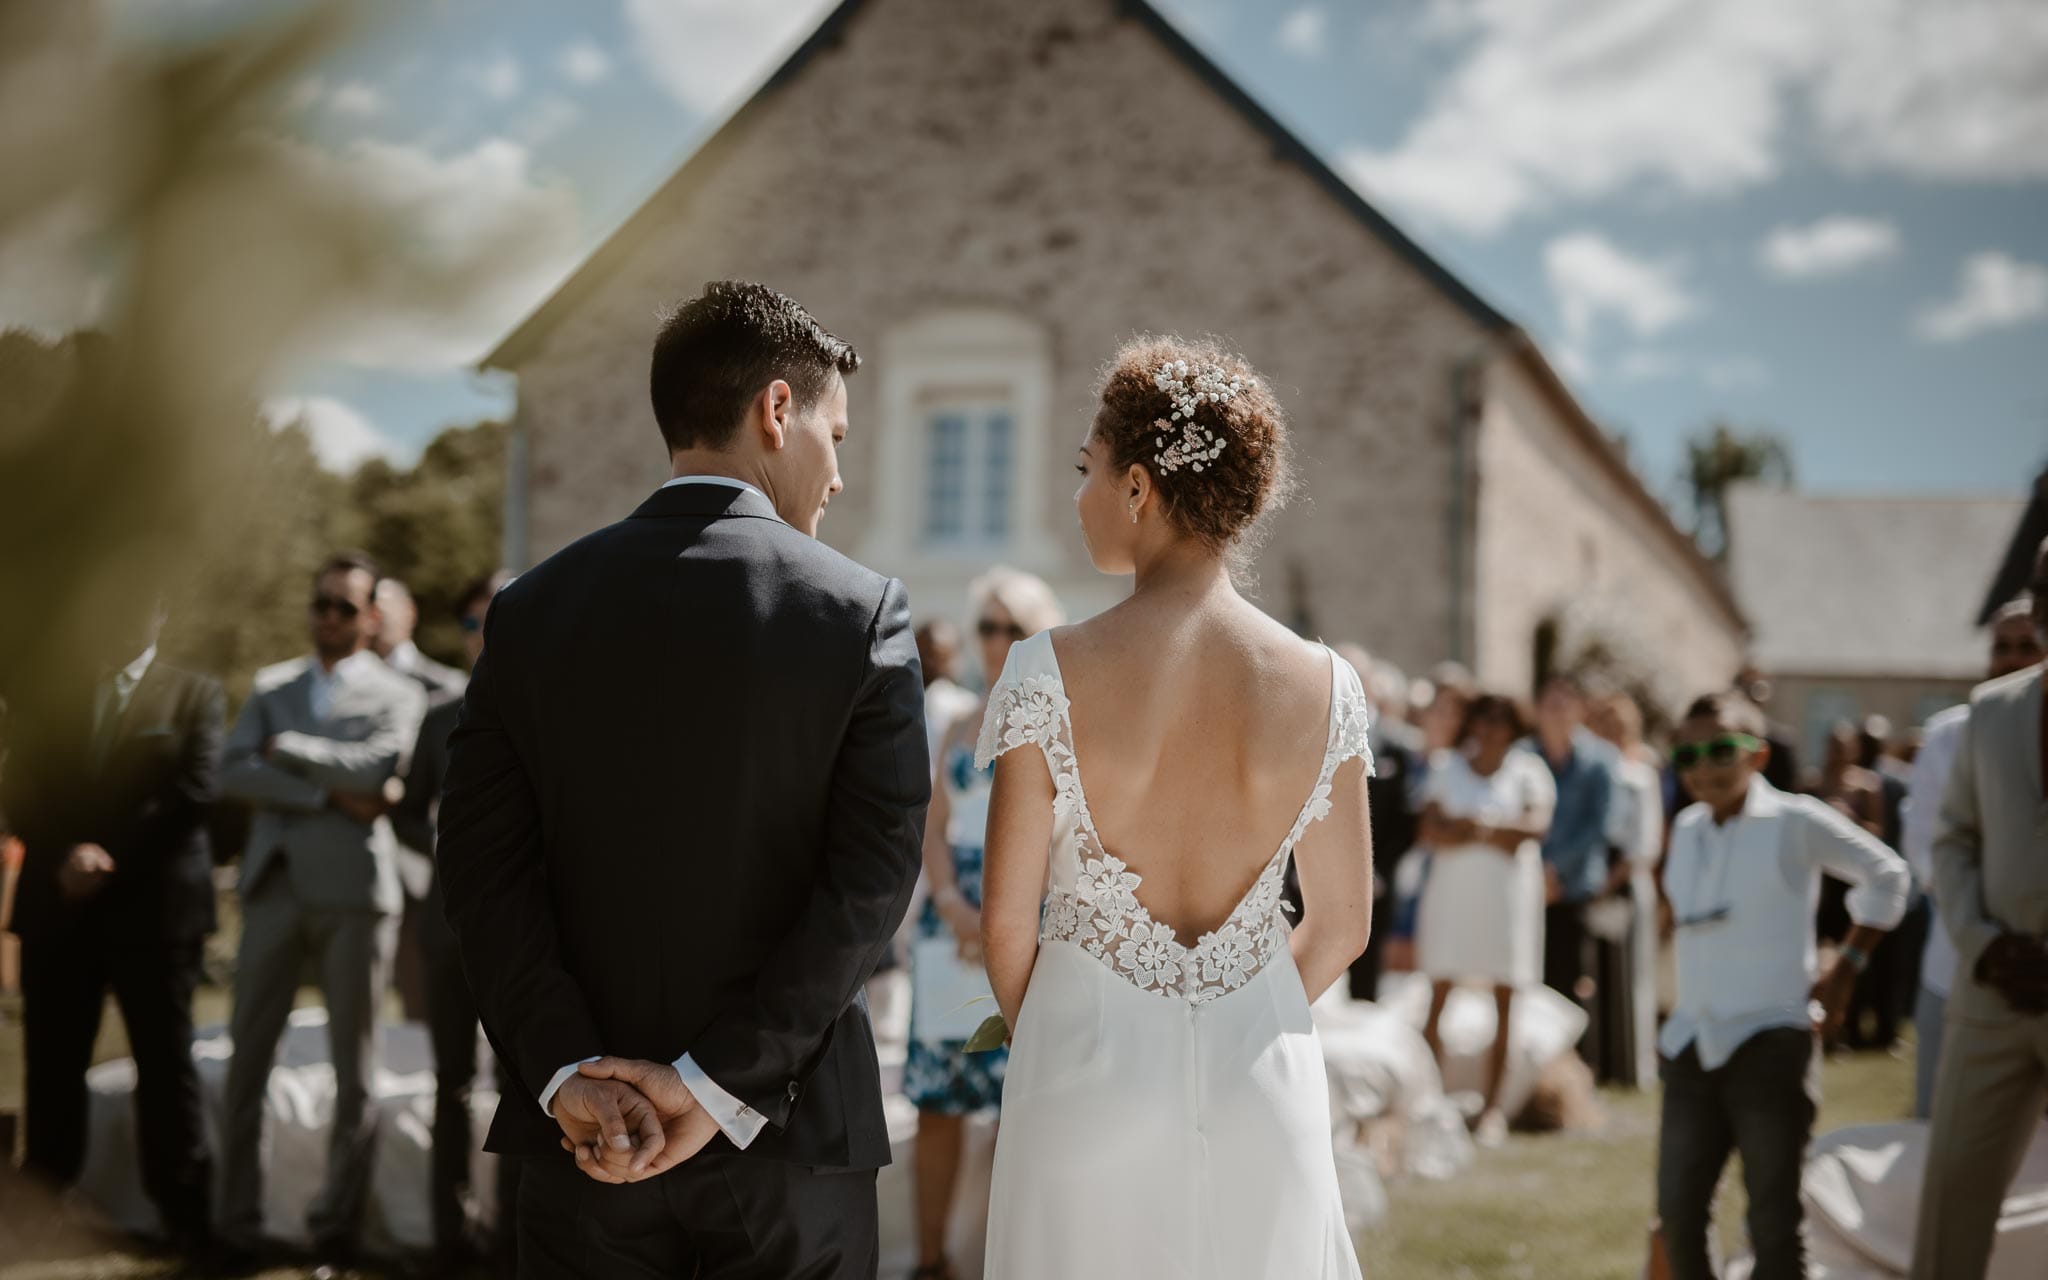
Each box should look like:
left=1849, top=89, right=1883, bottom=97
left=482, top=0, right=1513, bottom=370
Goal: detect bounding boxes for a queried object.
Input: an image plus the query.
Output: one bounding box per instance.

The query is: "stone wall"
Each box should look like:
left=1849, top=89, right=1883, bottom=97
left=505, top=0, right=1484, bottom=667
left=1471, top=356, right=1746, bottom=717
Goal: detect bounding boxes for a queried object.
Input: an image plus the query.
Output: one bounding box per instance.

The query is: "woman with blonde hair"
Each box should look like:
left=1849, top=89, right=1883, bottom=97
left=907, top=567, right=1063, bottom=1280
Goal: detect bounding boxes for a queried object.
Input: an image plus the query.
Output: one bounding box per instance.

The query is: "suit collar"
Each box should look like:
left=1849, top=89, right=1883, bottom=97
left=630, top=480, right=785, bottom=525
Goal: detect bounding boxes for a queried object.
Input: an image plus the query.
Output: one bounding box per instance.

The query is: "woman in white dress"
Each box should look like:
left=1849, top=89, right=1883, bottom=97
left=1414, top=693, right=1554, bottom=1145
left=976, top=337, right=1375, bottom=1279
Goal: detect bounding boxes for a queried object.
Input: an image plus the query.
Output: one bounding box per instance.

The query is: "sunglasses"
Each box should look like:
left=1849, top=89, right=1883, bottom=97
left=977, top=619, right=1028, bottom=642
left=1671, top=733, right=1763, bottom=771
left=458, top=614, right=485, bottom=634
left=310, top=595, right=361, bottom=620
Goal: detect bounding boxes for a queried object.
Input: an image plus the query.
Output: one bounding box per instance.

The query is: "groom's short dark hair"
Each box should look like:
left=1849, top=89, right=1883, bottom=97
left=649, top=281, right=860, bottom=452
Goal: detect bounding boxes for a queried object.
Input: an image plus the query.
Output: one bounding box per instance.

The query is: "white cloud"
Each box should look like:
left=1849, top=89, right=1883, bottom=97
left=514, top=95, right=582, bottom=147
left=1814, top=2, right=2048, bottom=181
left=1703, top=356, right=1771, bottom=390
left=560, top=40, right=613, bottom=85
left=624, top=0, right=839, bottom=113
left=465, top=51, right=523, bottom=102
left=263, top=395, right=402, bottom=472
left=1615, top=349, right=1682, bottom=382
left=1760, top=216, right=1901, bottom=279
left=1276, top=8, right=1327, bottom=59
left=1340, top=0, right=2048, bottom=236
left=328, top=80, right=384, bottom=118
left=1546, top=231, right=1696, bottom=343
left=268, top=134, right=582, bottom=370
left=1915, top=251, right=2048, bottom=343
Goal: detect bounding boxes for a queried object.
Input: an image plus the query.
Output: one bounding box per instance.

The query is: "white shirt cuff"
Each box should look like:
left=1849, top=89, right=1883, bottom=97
left=539, top=1057, right=601, bottom=1115
left=674, top=1052, right=769, bottom=1150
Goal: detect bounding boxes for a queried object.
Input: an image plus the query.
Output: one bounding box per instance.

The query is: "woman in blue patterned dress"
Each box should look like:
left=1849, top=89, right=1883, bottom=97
left=908, top=568, right=1064, bottom=1280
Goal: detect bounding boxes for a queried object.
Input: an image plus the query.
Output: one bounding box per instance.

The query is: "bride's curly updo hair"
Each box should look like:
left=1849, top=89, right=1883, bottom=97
left=1092, top=335, right=1293, bottom=548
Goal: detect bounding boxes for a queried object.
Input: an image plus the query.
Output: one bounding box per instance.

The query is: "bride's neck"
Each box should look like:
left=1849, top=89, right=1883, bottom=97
left=1129, top=539, right=1233, bottom=603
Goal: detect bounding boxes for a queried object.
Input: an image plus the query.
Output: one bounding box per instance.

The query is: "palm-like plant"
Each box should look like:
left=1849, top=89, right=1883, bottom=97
left=1681, top=422, right=1794, bottom=560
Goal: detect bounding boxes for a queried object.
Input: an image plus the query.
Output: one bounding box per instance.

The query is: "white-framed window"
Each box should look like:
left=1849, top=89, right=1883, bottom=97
left=859, top=309, right=1062, bottom=584
left=921, top=400, right=1014, bottom=547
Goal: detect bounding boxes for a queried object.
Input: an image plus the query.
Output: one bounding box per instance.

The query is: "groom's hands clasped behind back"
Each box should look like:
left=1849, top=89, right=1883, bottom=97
left=556, top=1058, right=724, bottom=1183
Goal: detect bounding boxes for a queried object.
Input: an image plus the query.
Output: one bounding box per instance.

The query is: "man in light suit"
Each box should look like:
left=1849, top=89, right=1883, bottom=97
left=216, top=551, right=427, bottom=1266
left=1912, top=537, right=2048, bottom=1280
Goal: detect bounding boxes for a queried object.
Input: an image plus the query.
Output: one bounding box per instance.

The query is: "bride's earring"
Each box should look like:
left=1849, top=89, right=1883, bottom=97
left=1127, top=500, right=1138, bottom=524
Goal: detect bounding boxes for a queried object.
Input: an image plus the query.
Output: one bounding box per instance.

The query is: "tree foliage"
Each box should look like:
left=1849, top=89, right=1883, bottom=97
left=1680, top=421, right=1795, bottom=560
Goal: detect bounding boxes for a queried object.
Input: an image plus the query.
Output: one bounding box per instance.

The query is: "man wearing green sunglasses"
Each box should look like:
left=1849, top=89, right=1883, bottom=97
left=1655, top=691, right=1909, bottom=1280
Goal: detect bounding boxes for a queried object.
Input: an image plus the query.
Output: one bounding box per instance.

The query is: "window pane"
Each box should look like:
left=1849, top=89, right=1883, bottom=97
left=925, top=412, right=966, bottom=540
left=982, top=411, right=1012, bottom=540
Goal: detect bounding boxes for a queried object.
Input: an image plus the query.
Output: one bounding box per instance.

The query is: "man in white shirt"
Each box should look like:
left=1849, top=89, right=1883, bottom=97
left=1904, top=598, right=2041, bottom=1118
left=1657, top=691, right=1910, bottom=1280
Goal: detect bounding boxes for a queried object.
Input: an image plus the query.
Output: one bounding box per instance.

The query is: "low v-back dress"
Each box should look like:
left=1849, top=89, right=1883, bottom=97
left=977, top=631, right=1372, bottom=1279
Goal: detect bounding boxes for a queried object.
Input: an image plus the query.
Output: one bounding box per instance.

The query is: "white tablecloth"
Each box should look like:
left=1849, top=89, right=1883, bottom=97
left=76, top=972, right=1583, bottom=1265
left=1725, top=1120, right=2048, bottom=1279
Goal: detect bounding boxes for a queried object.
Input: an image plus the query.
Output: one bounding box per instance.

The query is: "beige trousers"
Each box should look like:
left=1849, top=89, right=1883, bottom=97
left=1911, top=1003, right=2048, bottom=1280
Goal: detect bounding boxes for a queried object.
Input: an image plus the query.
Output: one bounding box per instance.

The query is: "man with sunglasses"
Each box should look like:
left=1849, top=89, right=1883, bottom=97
left=1656, top=691, right=1908, bottom=1280
left=1914, top=542, right=2048, bottom=1280
left=216, top=551, right=427, bottom=1268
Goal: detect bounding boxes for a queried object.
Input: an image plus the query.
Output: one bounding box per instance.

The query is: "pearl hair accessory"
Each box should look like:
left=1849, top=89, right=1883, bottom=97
left=1150, top=359, right=1252, bottom=476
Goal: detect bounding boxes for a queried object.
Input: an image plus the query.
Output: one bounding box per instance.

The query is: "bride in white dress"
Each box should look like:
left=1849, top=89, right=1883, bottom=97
left=975, top=337, right=1374, bottom=1279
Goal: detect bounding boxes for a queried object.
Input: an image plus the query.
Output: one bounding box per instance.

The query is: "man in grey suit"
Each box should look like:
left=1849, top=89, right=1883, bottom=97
left=1913, top=537, right=2048, bottom=1280
left=216, top=552, right=427, bottom=1265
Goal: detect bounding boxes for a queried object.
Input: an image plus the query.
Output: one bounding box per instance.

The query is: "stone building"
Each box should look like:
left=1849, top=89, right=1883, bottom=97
left=484, top=0, right=1744, bottom=706
left=1726, top=482, right=2032, bottom=764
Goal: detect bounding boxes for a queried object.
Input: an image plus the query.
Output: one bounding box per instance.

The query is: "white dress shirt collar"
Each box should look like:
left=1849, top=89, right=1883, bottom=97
left=116, top=643, right=157, bottom=694
left=662, top=474, right=777, bottom=510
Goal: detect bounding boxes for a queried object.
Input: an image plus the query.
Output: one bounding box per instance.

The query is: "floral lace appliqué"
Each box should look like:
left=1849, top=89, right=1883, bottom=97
left=979, top=645, right=1375, bottom=1006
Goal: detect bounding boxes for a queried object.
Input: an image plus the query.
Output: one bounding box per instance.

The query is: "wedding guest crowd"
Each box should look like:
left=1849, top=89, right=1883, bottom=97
left=1656, top=690, right=1909, bottom=1280
left=907, top=567, right=1063, bottom=1280
left=4, top=593, right=225, bottom=1257
left=3, top=530, right=2044, bottom=1280
left=1532, top=676, right=1619, bottom=1079
left=1413, top=693, right=1553, bottom=1146
left=1914, top=542, right=2048, bottom=1280
left=388, top=570, right=513, bottom=1267
left=215, top=552, right=426, bottom=1267
left=1904, top=596, right=2041, bottom=1117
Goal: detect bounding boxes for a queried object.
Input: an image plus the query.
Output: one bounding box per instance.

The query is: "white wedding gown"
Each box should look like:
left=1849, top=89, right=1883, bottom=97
left=976, top=632, right=1371, bottom=1279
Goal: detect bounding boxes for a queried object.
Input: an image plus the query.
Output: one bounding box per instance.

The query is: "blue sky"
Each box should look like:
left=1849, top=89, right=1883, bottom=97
left=17, top=0, right=2048, bottom=502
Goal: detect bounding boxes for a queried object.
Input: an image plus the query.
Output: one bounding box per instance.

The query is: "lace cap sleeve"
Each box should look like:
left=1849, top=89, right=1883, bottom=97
left=1331, top=655, right=1377, bottom=778
left=973, top=636, right=1070, bottom=770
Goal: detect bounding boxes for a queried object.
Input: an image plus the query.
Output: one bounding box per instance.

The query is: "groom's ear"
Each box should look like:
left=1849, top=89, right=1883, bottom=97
left=757, top=379, right=795, bottom=451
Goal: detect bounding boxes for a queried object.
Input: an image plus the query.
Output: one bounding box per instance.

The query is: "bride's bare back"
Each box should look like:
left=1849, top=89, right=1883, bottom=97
left=1051, top=589, right=1339, bottom=940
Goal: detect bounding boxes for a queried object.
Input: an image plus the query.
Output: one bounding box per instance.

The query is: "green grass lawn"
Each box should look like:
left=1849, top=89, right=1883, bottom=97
left=1357, top=1046, right=1914, bottom=1280
left=1, top=979, right=1916, bottom=1280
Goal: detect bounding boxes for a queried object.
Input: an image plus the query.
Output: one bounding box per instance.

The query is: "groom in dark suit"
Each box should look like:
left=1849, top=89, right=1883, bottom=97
left=438, top=280, right=929, bottom=1278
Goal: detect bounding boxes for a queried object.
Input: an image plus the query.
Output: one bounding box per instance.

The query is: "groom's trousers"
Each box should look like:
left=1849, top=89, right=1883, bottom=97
left=515, top=1152, right=880, bottom=1279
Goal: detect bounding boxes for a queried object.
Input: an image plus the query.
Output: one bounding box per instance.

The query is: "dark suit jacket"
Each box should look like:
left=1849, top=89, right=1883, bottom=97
left=438, top=482, right=929, bottom=1169
left=2, top=660, right=225, bottom=945
left=392, top=693, right=459, bottom=903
